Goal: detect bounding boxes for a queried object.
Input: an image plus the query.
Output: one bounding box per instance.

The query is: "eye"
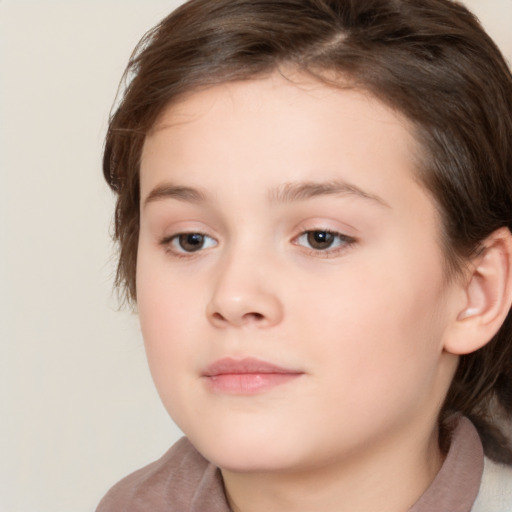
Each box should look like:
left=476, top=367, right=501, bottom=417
left=165, top=232, right=217, bottom=254
left=295, top=230, right=355, bottom=252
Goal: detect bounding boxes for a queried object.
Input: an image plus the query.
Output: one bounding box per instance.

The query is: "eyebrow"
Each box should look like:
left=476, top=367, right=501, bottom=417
left=143, top=179, right=390, bottom=208
left=143, top=184, right=208, bottom=207
left=269, top=180, right=391, bottom=208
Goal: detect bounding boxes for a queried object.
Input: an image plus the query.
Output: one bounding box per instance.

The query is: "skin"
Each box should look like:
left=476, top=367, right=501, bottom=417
left=136, top=73, right=468, bottom=512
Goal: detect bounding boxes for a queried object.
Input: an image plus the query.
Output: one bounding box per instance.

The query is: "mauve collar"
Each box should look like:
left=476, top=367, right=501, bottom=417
left=408, top=417, right=484, bottom=512
left=188, top=417, right=484, bottom=512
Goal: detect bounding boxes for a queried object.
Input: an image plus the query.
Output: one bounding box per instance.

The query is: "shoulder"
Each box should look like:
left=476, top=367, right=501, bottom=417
left=472, top=457, right=512, bottom=512
left=95, top=437, right=225, bottom=512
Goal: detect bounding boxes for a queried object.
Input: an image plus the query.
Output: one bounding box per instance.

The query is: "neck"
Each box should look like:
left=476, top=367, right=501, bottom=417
left=221, top=420, right=443, bottom=512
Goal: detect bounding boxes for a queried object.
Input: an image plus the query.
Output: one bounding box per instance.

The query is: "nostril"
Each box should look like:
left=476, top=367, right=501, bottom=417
left=245, top=312, right=264, bottom=321
left=212, top=312, right=226, bottom=322
left=210, top=311, right=264, bottom=325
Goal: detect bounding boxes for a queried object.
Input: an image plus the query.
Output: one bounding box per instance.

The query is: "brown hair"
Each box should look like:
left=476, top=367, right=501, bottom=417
left=103, top=0, right=512, bottom=462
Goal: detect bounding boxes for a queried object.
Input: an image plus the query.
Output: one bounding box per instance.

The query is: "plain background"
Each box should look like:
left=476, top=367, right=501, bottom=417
left=1, top=1, right=511, bottom=511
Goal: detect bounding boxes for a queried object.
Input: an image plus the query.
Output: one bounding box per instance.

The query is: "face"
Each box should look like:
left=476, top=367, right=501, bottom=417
left=137, top=73, right=461, bottom=474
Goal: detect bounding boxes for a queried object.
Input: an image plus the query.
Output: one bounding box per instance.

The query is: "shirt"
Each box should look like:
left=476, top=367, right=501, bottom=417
left=96, top=417, right=512, bottom=511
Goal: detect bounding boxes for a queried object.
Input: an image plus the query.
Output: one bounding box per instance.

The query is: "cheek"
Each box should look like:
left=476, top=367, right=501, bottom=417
left=136, top=266, right=209, bottom=428
left=296, top=249, right=450, bottom=391
left=136, top=248, right=203, bottom=377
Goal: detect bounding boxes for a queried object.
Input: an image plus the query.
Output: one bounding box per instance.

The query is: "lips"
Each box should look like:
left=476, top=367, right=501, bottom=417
left=202, top=357, right=303, bottom=395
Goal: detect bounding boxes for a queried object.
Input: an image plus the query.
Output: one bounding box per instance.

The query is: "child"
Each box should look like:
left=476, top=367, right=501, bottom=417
left=96, top=0, right=512, bottom=510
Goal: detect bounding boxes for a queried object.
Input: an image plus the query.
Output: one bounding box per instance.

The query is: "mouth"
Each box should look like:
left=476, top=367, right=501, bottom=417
left=202, top=357, right=304, bottom=395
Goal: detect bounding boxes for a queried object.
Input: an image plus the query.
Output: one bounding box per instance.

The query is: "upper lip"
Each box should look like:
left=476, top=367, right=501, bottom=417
left=202, top=357, right=302, bottom=376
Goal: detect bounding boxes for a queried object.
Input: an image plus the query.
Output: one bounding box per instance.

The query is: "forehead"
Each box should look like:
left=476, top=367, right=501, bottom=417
left=148, top=72, right=418, bottom=146
left=140, top=73, right=426, bottom=209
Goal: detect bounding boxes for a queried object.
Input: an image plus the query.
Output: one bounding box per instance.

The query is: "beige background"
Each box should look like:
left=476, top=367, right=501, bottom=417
left=1, top=1, right=511, bottom=511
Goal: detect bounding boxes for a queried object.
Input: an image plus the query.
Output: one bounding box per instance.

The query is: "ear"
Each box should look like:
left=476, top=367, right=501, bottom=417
left=444, top=227, right=512, bottom=355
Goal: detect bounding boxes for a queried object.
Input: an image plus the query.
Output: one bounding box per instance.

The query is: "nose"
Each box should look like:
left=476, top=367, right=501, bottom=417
left=206, top=252, right=284, bottom=329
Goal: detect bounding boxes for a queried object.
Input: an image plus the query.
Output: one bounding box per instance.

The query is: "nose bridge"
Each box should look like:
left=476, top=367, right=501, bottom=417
left=207, top=238, right=283, bottom=328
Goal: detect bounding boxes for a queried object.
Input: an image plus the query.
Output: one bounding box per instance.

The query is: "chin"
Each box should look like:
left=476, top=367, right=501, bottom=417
left=205, top=448, right=300, bottom=474
left=187, top=428, right=304, bottom=473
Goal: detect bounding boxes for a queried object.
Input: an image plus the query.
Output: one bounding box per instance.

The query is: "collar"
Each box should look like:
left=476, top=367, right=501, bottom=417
left=96, top=417, right=485, bottom=511
left=408, top=416, right=484, bottom=512
left=190, top=417, right=485, bottom=511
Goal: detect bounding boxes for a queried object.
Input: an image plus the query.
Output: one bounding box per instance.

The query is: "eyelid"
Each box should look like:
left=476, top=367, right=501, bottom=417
left=292, top=227, right=357, bottom=257
left=160, top=231, right=218, bottom=256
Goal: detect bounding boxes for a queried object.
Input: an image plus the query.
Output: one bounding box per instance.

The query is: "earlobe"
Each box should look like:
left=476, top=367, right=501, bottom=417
left=445, top=227, right=512, bottom=355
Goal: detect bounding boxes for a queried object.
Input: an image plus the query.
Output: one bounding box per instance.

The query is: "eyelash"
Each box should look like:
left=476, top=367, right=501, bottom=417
left=160, top=232, right=217, bottom=258
left=293, top=229, right=356, bottom=258
left=159, top=229, right=356, bottom=259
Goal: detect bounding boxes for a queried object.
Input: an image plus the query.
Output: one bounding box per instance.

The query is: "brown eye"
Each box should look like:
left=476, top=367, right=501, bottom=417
left=295, top=229, right=355, bottom=254
left=178, top=233, right=204, bottom=252
left=306, top=231, right=335, bottom=250
left=168, top=233, right=217, bottom=253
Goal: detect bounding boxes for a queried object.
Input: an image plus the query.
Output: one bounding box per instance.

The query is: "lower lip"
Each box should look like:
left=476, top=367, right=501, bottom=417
left=203, top=373, right=302, bottom=395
